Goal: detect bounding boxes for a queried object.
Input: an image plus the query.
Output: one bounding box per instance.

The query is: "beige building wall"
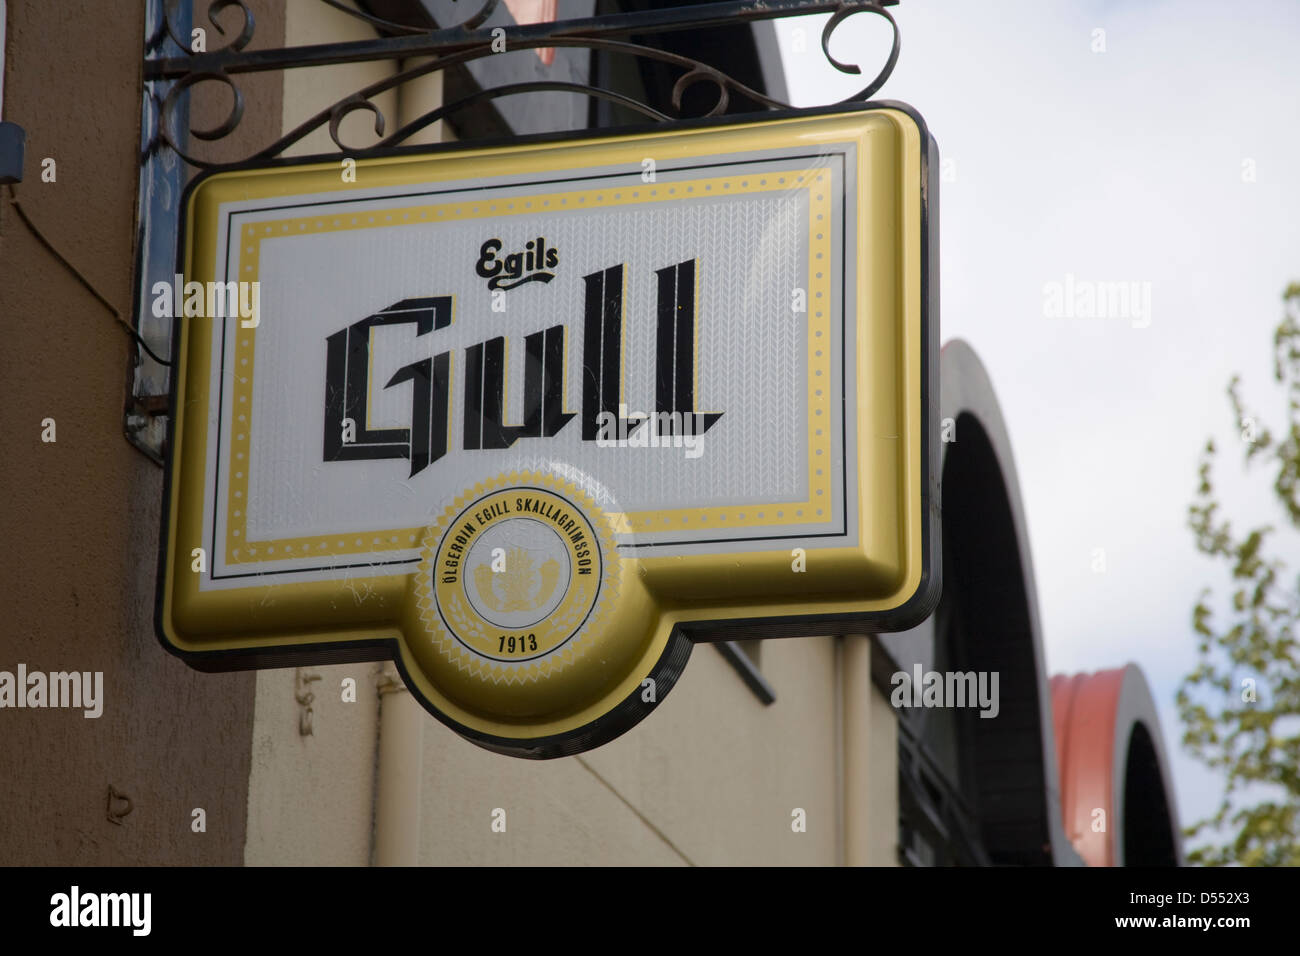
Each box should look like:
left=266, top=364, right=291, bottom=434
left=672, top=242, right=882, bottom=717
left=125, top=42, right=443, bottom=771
left=243, top=664, right=382, bottom=866
left=280, top=0, right=397, bottom=157
left=416, top=638, right=842, bottom=866
left=866, top=674, right=900, bottom=865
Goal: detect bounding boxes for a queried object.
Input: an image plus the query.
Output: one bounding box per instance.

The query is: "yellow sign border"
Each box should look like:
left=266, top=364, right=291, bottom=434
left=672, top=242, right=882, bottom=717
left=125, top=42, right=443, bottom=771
left=225, top=170, right=834, bottom=564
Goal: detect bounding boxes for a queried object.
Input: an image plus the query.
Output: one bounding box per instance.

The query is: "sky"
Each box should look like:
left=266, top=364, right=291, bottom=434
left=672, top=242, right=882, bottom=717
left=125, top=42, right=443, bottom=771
left=777, top=0, right=1300, bottom=834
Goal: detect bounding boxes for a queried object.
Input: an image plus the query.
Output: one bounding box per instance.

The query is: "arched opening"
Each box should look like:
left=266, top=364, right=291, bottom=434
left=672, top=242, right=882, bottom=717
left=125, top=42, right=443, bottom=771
left=1122, top=723, right=1179, bottom=866
left=892, top=342, right=1181, bottom=866
left=937, top=413, right=1053, bottom=864
left=897, top=410, right=1055, bottom=865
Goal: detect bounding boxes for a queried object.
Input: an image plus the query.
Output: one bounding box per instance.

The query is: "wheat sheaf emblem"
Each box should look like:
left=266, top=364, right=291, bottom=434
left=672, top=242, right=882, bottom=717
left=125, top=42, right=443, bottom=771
left=472, top=547, right=561, bottom=613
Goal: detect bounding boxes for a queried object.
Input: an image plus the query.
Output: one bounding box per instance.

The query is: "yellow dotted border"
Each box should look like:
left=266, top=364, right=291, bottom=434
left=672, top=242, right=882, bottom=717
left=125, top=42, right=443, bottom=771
left=225, top=168, right=835, bottom=566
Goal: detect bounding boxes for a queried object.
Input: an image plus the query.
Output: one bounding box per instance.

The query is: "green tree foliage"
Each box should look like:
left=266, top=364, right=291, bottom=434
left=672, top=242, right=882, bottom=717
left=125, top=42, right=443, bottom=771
left=1181, top=282, right=1300, bottom=866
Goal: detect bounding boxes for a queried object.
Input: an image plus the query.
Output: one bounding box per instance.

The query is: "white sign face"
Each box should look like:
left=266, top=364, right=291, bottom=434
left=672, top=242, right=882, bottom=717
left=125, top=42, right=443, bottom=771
left=200, top=148, right=849, bottom=587
left=160, top=105, right=938, bottom=757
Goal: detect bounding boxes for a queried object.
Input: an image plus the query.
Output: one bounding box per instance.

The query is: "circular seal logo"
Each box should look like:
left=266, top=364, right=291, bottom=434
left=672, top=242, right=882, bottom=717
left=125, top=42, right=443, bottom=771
left=412, top=473, right=618, bottom=684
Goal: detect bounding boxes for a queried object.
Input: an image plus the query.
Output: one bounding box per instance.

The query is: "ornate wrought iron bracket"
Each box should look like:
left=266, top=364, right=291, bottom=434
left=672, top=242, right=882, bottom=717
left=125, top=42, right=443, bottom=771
left=128, top=0, right=902, bottom=462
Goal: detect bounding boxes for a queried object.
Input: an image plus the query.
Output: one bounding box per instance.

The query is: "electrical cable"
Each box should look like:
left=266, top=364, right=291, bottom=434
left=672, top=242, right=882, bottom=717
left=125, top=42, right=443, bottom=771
left=4, top=183, right=172, bottom=367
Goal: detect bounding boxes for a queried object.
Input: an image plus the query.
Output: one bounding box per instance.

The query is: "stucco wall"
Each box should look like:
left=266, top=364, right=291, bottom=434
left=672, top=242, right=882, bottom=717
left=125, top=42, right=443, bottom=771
left=0, top=0, right=284, bottom=865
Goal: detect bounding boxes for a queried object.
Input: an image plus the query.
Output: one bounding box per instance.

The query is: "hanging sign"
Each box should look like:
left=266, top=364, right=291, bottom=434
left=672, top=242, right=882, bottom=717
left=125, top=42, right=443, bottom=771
left=157, top=102, right=940, bottom=757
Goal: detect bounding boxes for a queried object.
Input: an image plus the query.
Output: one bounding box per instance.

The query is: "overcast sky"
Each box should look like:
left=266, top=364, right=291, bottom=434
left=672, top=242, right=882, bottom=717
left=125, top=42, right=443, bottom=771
left=778, top=0, right=1300, bottom=833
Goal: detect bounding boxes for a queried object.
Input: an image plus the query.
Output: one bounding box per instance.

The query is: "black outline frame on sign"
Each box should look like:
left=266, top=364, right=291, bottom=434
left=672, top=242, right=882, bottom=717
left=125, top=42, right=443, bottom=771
left=154, top=99, right=941, bottom=759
